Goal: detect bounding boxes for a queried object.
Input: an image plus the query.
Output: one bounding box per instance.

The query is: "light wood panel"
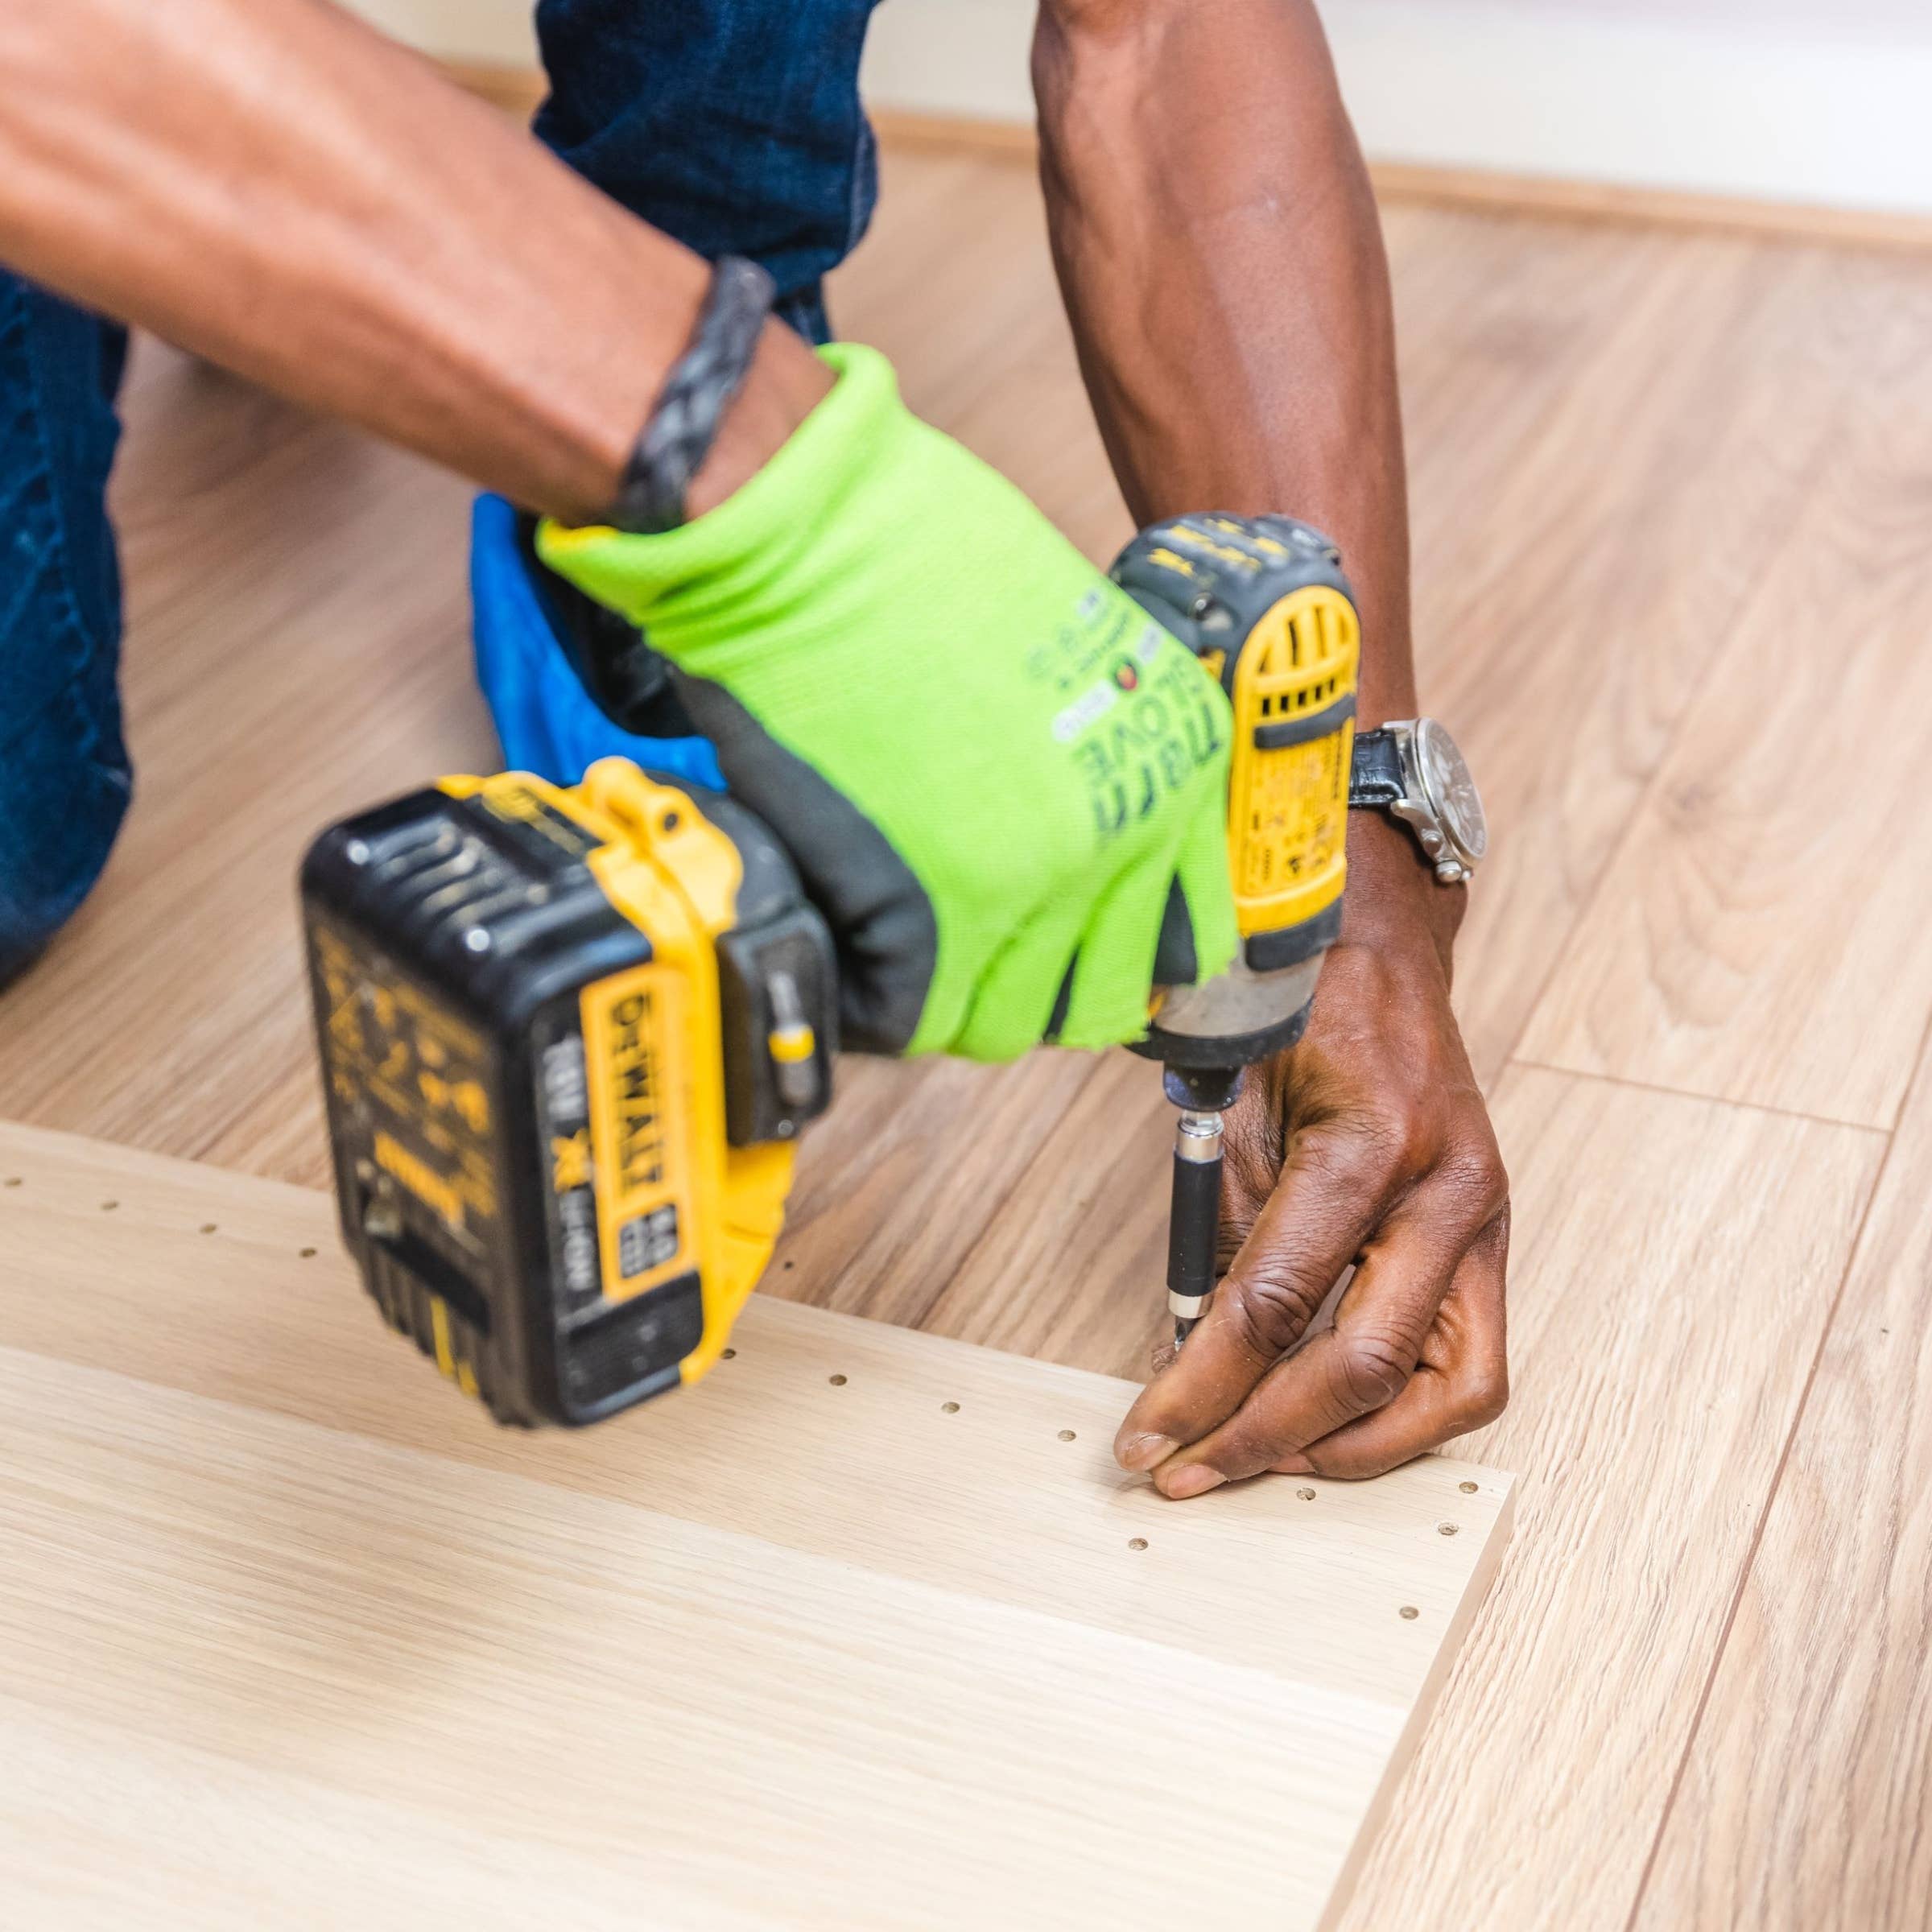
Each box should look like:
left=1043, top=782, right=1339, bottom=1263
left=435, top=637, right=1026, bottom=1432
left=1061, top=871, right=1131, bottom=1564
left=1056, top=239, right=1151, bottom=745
left=0, top=1122, right=1512, bottom=1932
left=1631, top=1023, right=1932, bottom=1931
left=1332, top=1064, right=1882, bottom=1932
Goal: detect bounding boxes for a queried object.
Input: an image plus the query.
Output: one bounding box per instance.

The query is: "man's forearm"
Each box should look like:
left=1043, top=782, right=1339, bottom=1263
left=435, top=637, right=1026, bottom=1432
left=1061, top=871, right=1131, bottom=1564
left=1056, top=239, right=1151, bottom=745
left=1034, top=0, right=1415, bottom=728
left=0, top=0, right=829, bottom=522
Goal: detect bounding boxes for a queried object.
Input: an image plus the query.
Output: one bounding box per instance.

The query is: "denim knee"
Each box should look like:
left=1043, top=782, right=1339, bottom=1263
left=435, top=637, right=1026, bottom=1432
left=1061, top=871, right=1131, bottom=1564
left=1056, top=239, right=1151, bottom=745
left=0, top=275, right=130, bottom=980
left=534, top=0, right=882, bottom=341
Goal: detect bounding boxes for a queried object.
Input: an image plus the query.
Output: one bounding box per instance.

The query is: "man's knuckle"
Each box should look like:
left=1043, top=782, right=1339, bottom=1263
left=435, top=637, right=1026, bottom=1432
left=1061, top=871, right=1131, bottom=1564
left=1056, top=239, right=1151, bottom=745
left=1434, top=1141, right=1510, bottom=1226
left=1457, top=1359, right=1510, bottom=1429
left=1302, top=1119, right=1406, bottom=1199
left=1224, top=1274, right=1327, bottom=1356
left=1383, top=1098, right=1438, bottom=1167
left=1334, top=1330, right=1411, bottom=1411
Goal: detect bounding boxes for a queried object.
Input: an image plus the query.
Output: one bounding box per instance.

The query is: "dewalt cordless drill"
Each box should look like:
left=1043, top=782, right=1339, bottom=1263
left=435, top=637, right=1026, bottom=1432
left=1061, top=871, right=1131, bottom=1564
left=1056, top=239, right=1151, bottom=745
left=1112, top=516, right=1359, bottom=1348
left=302, top=514, right=1357, bottom=1425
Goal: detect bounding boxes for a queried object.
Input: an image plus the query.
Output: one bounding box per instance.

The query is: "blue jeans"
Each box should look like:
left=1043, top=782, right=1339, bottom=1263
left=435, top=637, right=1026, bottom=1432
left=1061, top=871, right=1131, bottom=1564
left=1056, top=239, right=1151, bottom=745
left=0, top=0, right=881, bottom=980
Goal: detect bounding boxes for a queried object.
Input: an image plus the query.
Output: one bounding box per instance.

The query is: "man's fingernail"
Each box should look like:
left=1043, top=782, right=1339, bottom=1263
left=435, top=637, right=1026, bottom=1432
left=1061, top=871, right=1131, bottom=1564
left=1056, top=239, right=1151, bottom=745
left=1117, top=1432, right=1179, bottom=1472
left=1160, top=1465, right=1227, bottom=1500
left=1274, top=1453, right=1315, bottom=1476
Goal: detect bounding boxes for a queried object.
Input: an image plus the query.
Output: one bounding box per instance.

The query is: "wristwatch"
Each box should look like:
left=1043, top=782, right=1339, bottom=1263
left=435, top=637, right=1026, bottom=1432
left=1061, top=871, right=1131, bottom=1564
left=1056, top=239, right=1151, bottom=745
left=1349, top=720, right=1488, bottom=884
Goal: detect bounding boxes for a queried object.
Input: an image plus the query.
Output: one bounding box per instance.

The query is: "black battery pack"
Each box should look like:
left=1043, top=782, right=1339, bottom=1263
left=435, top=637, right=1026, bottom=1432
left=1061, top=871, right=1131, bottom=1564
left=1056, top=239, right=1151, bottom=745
left=300, top=770, right=836, bottom=1427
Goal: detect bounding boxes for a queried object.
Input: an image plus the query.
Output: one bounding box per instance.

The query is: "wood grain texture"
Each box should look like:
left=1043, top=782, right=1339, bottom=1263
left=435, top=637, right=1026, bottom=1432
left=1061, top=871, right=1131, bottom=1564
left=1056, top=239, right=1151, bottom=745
left=1405, top=233, right=1885, bottom=1084
left=1631, top=1022, right=1932, bottom=1931
left=1331, top=1064, right=1883, bottom=1932
left=0, top=356, right=495, bottom=1183
left=1518, top=256, right=1932, bottom=1127
left=1, top=141, right=1930, bottom=1927
left=0, top=1122, right=1512, bottom=1932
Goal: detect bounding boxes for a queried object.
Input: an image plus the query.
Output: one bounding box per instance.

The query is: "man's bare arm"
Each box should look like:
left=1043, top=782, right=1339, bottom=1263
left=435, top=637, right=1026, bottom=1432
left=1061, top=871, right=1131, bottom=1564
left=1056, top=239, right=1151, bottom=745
left=1034, top=0, right=1412, bottom=719
left=0, top=0, right=830, bottom=521
left=1037, top=0, right=1511, bottom=1486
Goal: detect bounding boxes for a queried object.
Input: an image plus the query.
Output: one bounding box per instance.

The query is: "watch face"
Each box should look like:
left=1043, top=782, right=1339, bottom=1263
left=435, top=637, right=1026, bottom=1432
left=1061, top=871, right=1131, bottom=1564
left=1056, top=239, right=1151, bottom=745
left=1414, top=719, right=1488, bottom=865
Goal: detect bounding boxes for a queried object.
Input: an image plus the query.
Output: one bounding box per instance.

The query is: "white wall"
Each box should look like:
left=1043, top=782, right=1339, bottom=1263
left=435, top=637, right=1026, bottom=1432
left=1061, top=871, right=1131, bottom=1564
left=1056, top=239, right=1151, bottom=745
left=347, top=0, right=1932, bottom=214
left=864, top=0, right=1932, bottom=214
left=348, top=0, right=534, bottom=64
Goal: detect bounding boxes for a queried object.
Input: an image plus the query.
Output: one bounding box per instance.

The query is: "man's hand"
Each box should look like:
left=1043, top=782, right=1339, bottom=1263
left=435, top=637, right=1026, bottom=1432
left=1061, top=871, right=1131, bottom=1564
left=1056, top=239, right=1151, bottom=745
left=1116, top=813, right=1509, bottom=1491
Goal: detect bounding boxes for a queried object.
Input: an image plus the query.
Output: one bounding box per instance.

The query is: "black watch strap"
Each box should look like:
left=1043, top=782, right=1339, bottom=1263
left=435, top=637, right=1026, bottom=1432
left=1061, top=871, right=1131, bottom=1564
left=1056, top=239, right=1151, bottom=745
left=606, top=255, right=777, bottom=535
left=1350, top=728, right=1407, bottom=808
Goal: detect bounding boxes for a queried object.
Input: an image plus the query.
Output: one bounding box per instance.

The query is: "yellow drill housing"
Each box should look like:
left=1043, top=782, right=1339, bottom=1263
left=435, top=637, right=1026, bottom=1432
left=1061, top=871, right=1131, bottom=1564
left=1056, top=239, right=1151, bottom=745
left=1114, top=513, right=1360, bottom=990
left=1224, top=580, right=1359, bottom=943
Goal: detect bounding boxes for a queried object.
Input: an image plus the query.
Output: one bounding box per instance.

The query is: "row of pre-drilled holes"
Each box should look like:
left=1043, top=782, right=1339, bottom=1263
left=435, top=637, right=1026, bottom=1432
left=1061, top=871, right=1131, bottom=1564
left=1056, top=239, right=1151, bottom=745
left=2, top=1178, right=320, bottom=1257
left=710, top=1349, right=1471, bottom=1604
left=8, top=1174, right=1471, bottom=1614
left=724, top=1352, right=1084, bottom=1442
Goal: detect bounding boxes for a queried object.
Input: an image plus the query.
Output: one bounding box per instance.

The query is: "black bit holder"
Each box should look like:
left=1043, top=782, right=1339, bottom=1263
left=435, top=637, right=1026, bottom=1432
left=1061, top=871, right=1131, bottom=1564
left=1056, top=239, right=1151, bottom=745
left=1164, top=1065, right=1245, bottom=1348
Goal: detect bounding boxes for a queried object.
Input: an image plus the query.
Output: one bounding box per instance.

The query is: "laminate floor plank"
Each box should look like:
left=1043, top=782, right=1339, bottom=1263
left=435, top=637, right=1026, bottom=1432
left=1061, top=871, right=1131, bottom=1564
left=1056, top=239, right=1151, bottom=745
left=1632, top=1022, right=1932, bottom=1931
left=1517, top=255, right=1932, bottom=1127
left=1330, top=1063, right=1882, bottom=1932
left=1402, top=237, right=1899, bottom=1085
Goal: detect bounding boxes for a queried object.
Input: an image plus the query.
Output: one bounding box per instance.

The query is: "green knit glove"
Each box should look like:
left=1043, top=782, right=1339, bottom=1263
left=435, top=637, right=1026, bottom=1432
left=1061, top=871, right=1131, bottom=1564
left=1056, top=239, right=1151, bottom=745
left=539, top=343, right=1236, bottom=1061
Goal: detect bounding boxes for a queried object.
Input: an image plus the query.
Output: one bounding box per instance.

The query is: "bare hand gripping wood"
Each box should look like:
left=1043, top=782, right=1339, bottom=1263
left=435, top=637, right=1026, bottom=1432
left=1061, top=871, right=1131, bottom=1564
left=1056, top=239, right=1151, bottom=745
left=0, top=1121, right=1513, bottom=1932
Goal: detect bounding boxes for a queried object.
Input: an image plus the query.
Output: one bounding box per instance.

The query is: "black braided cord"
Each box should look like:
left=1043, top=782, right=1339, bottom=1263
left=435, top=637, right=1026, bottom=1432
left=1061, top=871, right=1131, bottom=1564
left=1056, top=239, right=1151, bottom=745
left=607, top=255, right=778, bottom=534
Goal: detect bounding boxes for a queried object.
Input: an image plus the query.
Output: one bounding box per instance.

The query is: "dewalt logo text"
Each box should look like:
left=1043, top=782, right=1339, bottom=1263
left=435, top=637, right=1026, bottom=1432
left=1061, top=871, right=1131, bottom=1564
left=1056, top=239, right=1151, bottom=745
left=607, top=990, right=667, bottom=1195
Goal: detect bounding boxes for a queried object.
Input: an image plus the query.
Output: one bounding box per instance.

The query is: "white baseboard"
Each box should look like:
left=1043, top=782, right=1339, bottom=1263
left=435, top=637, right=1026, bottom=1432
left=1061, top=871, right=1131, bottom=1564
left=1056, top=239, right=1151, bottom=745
left=862, top=0, right=1932, bottom=217
left=345, top=0, right=1932, bottom=216
left=345, top=0, right=535, bottom=66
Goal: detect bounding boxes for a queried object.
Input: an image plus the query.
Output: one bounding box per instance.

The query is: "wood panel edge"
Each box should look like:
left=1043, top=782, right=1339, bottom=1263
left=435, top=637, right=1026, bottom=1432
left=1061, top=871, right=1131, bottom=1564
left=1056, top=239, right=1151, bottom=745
left=1314, top=1476, right=1519, bottom=1932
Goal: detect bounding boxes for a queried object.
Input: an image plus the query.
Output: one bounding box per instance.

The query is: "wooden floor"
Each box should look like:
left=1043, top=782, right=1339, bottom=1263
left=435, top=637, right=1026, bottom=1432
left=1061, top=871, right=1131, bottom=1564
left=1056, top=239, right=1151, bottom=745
left=1, top=144, right=1930, bottom=1928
